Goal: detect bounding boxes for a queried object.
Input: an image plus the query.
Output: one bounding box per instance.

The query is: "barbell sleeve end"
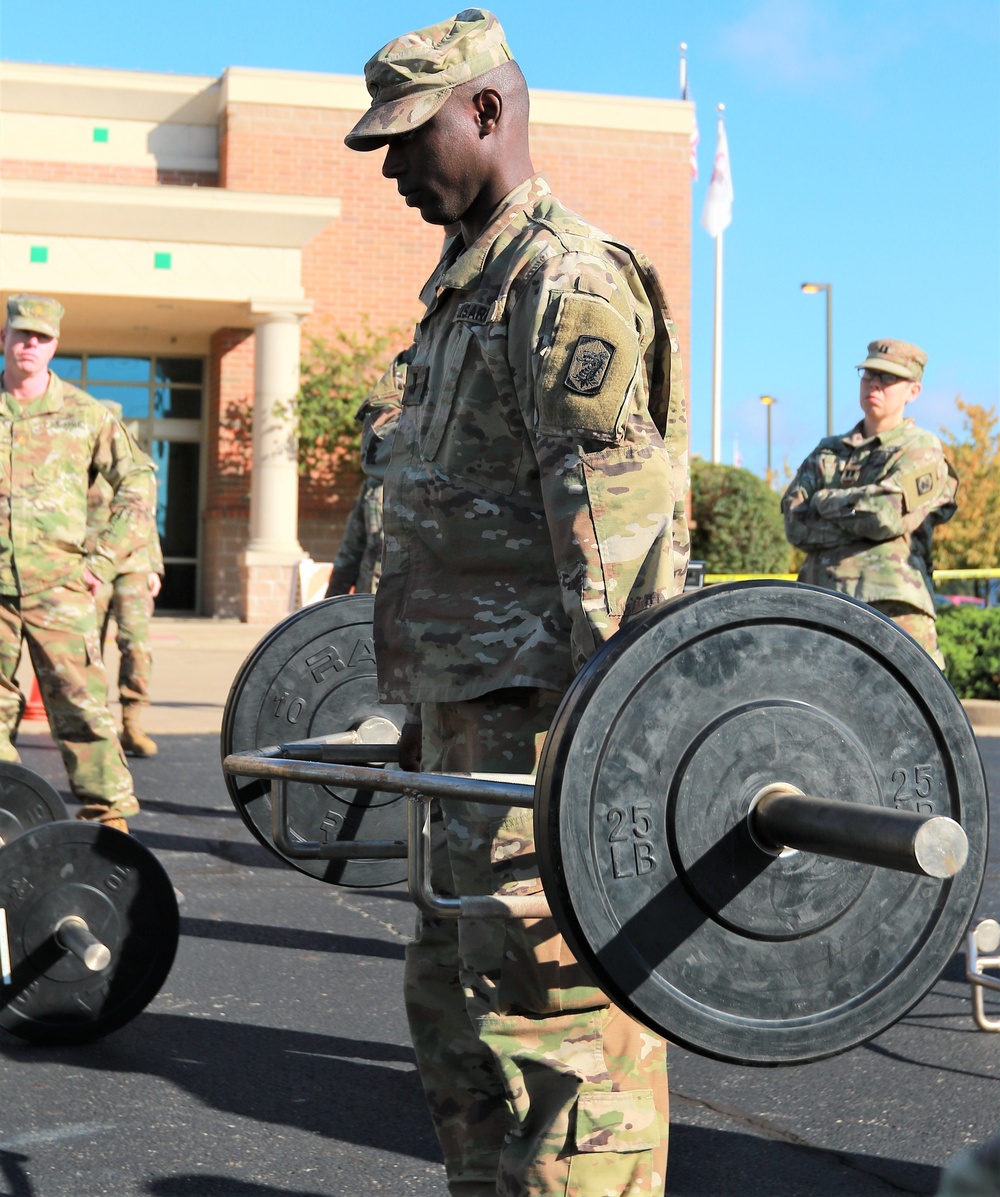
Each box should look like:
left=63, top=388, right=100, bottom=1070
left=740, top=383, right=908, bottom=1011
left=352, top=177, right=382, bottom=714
left=749, top=786, right=970, bottom=879
left=913, top=817, right=969, bottom=879
left=55, top=916, right=111, bottom=972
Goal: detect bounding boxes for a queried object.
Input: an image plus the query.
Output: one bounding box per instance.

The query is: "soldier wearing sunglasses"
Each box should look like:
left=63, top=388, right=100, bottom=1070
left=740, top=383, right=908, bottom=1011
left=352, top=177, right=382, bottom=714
left=783, top=339, right=958, bottom=666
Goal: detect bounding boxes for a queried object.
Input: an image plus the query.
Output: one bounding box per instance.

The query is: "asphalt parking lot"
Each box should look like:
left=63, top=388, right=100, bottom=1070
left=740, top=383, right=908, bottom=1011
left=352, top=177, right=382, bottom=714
left=0, top=618, right=996, bottom=1196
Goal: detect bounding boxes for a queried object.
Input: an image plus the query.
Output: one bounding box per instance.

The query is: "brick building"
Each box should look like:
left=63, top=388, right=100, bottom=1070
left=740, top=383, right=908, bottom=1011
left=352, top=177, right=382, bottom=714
left=0, top=61, right=694, bottom=622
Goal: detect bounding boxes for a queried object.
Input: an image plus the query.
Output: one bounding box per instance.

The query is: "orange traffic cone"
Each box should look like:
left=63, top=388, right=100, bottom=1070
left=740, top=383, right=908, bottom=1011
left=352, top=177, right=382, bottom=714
left=23, top=675, right=47, bottom=722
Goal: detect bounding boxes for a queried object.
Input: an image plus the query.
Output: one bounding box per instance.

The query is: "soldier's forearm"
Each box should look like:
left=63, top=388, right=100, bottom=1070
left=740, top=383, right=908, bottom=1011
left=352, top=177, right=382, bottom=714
left=810, top=487, right=905, bottom=541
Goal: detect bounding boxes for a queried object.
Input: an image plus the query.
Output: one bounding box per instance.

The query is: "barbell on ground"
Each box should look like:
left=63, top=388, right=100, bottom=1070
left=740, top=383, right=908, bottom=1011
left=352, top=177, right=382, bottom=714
left=222, top=582, right=990, bottom=1066
left=0, top=763, right=180, bottom=1045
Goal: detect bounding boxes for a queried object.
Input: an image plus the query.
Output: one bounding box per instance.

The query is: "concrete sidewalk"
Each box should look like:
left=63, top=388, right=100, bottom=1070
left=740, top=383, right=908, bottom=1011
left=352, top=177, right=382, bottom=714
left=18, top=615, right=275, bottom=739
left=16, top=613, right=1000, bottom=741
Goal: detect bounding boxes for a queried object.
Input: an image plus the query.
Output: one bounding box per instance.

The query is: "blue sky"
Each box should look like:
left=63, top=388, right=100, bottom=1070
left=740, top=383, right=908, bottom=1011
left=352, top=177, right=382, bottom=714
left=3, top=0, right=998, bottom=478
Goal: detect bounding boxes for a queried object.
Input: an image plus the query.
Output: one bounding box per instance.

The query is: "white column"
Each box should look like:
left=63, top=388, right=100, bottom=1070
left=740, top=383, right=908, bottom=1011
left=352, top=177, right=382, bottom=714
left=244, top=308, right=306, bottom=562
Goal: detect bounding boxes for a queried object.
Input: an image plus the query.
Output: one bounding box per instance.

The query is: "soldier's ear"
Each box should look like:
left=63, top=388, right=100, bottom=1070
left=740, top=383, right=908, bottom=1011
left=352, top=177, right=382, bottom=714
left=473, top=86, right=503, bottom=136
left=907, top=382, right=922, bottom=403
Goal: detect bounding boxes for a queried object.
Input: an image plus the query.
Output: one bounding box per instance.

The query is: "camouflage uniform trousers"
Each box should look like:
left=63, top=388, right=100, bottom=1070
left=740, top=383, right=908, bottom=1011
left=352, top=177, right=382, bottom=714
left=870, top=600, right=945, bottom=669
left=0, top=585, right=134, bottom=807
left=405, top=689, right=668, bottom=1197
left=95, top=572, right=155, bottom=707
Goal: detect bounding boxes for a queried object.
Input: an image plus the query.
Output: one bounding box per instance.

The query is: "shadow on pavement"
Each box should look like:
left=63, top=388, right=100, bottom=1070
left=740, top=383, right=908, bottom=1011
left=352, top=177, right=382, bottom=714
left=180, top=915, right=406, bottom=961
left=147, top=1180, right=332, bottom=1196
left=667, top=1121, right=942, bottom=1196
left=0, top=1015, right=439, bottom=1165
left=131, top=827, right=287, bottom=869
left=0, top=1151, right=32, bottom=1197
left=137, top=797, right=240, bottom=819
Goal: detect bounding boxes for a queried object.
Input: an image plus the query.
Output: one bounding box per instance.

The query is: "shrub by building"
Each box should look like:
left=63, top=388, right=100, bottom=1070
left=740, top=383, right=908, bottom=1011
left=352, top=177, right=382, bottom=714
left=691, top=460, right=789, bottom=574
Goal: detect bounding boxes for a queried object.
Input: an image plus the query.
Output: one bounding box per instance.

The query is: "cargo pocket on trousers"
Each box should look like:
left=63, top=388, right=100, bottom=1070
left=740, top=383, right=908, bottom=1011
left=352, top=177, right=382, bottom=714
left=567, top=1089, right=660, bottom=1196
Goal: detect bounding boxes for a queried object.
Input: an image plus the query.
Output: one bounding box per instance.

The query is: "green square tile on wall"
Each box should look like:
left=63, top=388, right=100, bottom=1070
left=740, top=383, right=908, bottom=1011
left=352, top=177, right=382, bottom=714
left=154, top=252, right=172, bottom=270
left=93, top=127, right=109, bottom=143
left=30, top=246, right=49, bottom=264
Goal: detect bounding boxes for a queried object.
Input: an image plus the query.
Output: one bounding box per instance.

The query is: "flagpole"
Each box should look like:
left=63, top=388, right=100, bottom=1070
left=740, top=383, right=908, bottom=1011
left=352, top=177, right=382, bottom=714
left=711, top=230, right=723, bottom=463
left=701, top=103, right=732, bottom=465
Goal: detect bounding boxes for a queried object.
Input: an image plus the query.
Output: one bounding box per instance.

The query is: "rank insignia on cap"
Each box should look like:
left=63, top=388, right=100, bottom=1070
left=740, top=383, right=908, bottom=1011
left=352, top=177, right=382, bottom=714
left=564, top=336, right=616, bottom=396
left=916, top=473, right=933, bottom=495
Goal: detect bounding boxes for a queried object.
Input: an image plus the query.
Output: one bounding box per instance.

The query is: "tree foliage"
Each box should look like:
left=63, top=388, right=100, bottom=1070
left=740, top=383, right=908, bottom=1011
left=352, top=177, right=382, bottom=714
left=221, top=321, right=402, bottom=484
left=690, top=459, right=791, bottom=573
left=934, top=398, right=1000, bottom=569
left=290, top=321, right=402, bottom=478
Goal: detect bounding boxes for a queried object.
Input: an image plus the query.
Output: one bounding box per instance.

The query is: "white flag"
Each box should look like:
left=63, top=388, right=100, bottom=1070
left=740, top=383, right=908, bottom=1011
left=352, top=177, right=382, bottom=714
left=701, top=116, right=733, bottom=238
left=732, top=437, right=742, bottom=468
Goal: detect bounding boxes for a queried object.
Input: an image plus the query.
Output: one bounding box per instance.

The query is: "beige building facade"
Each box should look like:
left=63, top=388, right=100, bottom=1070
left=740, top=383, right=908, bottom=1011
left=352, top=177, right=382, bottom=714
left=0, top=61, right=694, bottom=622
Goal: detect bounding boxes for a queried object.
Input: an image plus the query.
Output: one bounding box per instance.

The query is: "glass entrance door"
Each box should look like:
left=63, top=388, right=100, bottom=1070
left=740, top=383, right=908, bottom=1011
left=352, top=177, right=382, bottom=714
left=52, top=353, right=204, bottom=612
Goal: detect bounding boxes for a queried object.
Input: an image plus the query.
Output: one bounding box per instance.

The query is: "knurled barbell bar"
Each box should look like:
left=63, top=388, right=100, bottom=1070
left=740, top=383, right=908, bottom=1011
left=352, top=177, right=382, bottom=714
left=0, top=762, right=180, bottom=1045
left=222, top=582, right=990, bottom=1066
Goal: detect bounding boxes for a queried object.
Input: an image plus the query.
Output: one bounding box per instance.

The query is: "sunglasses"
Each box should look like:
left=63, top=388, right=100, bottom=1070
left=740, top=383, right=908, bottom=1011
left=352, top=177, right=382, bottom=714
left=858, top=368, right=909, bottom=387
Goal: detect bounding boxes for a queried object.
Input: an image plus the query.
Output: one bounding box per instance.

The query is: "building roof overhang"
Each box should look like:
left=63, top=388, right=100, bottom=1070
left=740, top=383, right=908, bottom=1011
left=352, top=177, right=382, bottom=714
left=0, top=179, right=340, bottom=247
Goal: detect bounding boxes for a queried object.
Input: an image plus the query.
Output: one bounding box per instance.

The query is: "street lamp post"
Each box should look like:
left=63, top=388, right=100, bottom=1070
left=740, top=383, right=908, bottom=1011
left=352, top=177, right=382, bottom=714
left=801, top=282, right=833, bottom=435
left=760, top=394, right=777, bottom=483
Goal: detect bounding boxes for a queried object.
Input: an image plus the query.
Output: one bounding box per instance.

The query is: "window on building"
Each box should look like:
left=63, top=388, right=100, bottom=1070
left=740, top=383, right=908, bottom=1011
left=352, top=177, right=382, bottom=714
left=52, top=353, right=204, bottom=613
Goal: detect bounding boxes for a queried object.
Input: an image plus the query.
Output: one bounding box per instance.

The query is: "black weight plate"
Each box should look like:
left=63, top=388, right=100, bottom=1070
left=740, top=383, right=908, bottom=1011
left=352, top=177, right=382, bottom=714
left=0, top=820, right=179, bottom=1044
left=0, top=762, right=68, bottom=845
left=536, top=581, right=989, bottom=1066
left=222, top=595, right=408, bottom=887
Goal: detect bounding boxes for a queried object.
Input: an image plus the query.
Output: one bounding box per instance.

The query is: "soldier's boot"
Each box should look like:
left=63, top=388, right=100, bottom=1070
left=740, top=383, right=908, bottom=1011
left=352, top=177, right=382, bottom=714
left=76, top=794, right=140, bottom=835
left=121, top=705, right=158, bottom=757
left=0, top=738, right=21, bottom=764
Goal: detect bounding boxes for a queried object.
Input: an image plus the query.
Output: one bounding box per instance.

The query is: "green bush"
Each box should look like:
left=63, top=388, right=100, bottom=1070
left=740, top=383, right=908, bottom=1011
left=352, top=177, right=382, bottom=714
left=691, top=459, right=790, bottom=573
left=938, top=606, right=1000, bottom=698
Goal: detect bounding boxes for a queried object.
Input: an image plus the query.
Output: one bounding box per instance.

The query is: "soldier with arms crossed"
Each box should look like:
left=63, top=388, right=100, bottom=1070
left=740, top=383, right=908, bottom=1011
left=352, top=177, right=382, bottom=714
left=0, top=294, right=151, bottom=830
left=783, top=339, right=957, bottom=667
left=345, top=10, right=688, bottom=1195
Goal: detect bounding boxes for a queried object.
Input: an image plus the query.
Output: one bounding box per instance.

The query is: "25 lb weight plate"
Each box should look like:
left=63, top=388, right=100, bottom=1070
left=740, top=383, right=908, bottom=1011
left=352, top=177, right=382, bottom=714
left=222, top=596, right=407, bottom=887
left=536, top=582, right=988, bottom=1065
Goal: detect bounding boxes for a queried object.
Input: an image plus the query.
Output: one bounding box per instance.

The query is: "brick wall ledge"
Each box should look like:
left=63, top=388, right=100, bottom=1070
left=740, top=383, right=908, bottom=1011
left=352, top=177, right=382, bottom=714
left=962, top=699, right=1000, bottom=737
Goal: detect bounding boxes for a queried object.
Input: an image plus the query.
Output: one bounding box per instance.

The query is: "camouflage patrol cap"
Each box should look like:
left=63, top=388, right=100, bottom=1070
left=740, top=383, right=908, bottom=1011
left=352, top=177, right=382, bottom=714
left=857, top=339, right=927, bottom=382
left=345, top=9, right=512, bottom=152
left=6, top=293, right=64, bottom=338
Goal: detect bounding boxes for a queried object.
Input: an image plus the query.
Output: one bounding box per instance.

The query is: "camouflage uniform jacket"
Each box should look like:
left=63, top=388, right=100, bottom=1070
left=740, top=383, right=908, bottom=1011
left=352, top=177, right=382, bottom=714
left=782, top=417, right=958, bottom=616
left=375, top=175, right=689, bottom=703
left=328, top=478, right=384, bottom=596
left=0, top=371, right=155, bottom=596
left=87, top=467, right=163, bottom=578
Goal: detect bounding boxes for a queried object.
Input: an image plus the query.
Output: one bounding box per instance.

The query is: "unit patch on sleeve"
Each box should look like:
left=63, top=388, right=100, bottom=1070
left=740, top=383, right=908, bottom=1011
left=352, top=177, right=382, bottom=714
left=537, top=293, right=639, bottom=442
left=565, top=337, right=616, bottom=396
left=897, top=464, right=939, bottom=512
